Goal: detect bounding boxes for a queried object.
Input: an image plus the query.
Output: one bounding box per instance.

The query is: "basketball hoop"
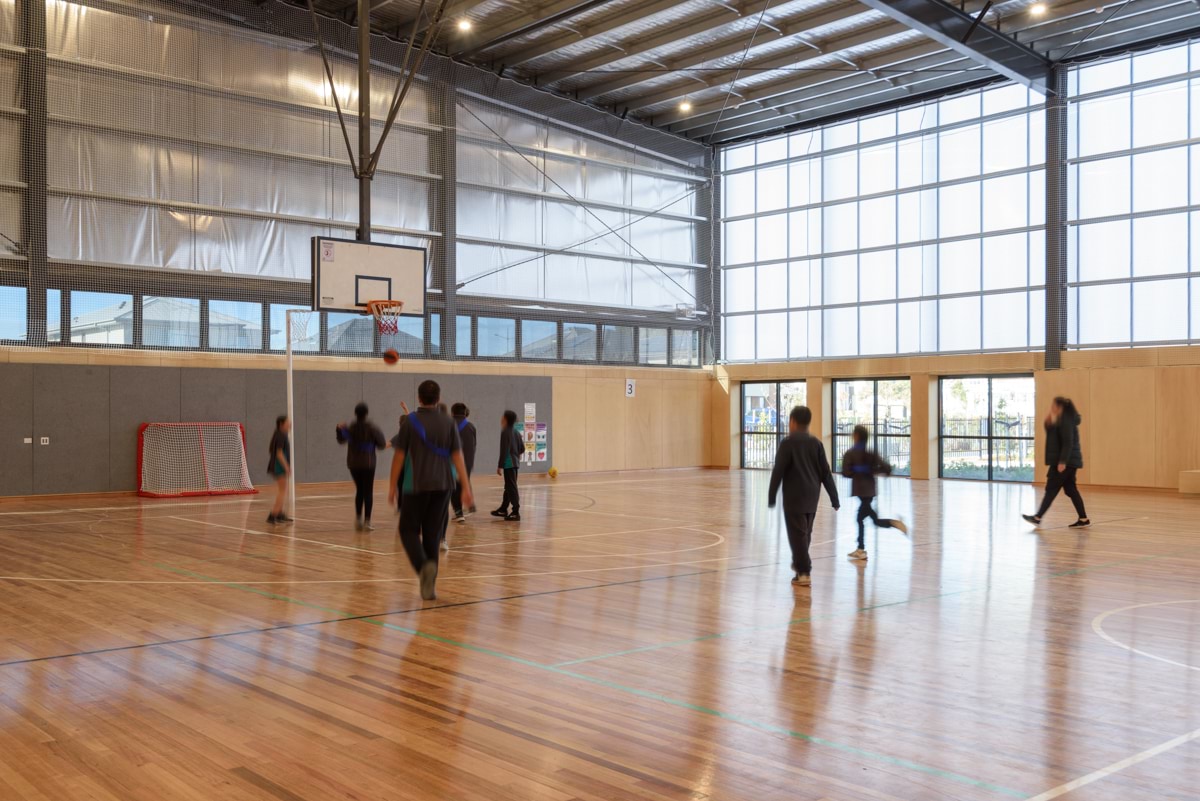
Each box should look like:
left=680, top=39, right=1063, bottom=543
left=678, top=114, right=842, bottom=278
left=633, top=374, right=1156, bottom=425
left=367, top=300, right=405, bottom=336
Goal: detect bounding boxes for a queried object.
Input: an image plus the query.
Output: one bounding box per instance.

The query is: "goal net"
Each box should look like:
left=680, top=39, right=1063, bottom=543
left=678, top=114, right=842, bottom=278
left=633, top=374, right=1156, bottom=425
left=138, top=423, right=257, bottom=498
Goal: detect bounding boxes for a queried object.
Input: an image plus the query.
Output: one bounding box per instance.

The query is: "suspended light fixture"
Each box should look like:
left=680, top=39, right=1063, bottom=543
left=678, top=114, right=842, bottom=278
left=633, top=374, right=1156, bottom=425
left=457, top=18, right=473, bottom=31
left=680, top=100, right=693, bottom=113
left=1030, top=2, right=1048, bottom=15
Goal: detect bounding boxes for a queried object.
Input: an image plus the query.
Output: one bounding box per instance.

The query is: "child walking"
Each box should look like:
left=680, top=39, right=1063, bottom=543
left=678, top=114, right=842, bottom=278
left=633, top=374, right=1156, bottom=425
left=491, top=410, right=523, bottom=522
left=388, top=380, right=473, bottom=601
left=267, top=415, right=292, bottom=526
left=1023, top=396, right=1089, bottom=528
left=841, top=425, right=908, bottom=560
left=768, top=406, right=839, bottom=587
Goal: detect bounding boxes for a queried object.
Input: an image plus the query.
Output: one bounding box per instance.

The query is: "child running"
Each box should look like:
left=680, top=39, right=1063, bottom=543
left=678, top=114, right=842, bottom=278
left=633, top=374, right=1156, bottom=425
left=450, top=403, right=477, bottom=526
left=841, top=425, right=908, bottom=560
left=768, top=406, right=839, bottom=587
left=267, top=415, right=292, bottom=526
left=491, top=410, right=523, bottom=522
left=389, top=381, right=472, bottom=601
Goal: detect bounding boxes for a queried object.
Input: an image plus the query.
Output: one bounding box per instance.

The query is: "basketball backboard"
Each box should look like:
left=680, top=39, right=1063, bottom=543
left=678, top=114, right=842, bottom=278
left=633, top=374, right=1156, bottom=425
left=312, top=236, right=426, bottom=315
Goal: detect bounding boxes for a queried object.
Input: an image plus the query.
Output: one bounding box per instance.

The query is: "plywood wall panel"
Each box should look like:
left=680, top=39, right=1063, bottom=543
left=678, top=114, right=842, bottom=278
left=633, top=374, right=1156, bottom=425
left=1155, top=366, right=1200, bottom=488
left=585, top=379, right=626, bottom=472
left=624, top=379, right=664, bottom=471
left=552, top=376, right=588, bottom=474
left=1088, top=367, right=1157, bottom=487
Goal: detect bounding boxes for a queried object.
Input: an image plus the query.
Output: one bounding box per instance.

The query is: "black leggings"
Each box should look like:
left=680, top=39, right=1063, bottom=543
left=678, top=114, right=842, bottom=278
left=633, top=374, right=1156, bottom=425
left=1037, top=466, right=1087, bottom=520
left=350, top=467, right=376, bottom=521
left=856, top=497, right=894, bottom=549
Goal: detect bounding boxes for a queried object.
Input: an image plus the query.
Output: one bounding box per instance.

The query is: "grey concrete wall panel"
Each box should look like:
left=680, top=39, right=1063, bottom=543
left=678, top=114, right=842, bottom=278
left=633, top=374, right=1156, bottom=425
left=0, top=364, right=34, bottom=496
left=109, top=366, right=181, bottom=492
left=361, top=371, right=417, bottom=441
left=180, top=368, right=247, bottom=425
left=299, top=371, right=364, bottom=484
left=33, top=365, right=110, bottom=494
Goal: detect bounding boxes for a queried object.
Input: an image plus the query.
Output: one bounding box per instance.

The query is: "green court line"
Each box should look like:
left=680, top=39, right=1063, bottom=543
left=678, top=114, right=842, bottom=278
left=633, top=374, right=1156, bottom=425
left=151, top=561, right=1025, bottom=799
left=555, top=550, right=1177, bottom=668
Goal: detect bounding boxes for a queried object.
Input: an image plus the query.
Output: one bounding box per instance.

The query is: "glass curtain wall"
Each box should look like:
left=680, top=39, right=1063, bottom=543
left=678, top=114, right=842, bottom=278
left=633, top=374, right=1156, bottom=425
left=740, top=381, right=807, bottom=468
left=1066, top=42, right=1200, bottom=346
left=940, top=376, right=1036, bottom=481
left=832, top=379, right=911, bottom=475
left=720, top=83, right=1046, bottom=361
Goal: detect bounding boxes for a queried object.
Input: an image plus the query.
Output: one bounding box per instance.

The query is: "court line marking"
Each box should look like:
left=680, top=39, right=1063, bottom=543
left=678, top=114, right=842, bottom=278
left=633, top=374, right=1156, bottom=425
left=1091, top=599, right=1200, bottom=672
left=167, top=516, right=398, bottom=556
left=144, top=562, right=1027, bottom=799
left=0, top=552, right=764, bottom=585
left=1024, top=725, right=1200, bottom=801
left=0, top=558, right=782, bottom=667
left=555, top=551, right=1173, bottom=667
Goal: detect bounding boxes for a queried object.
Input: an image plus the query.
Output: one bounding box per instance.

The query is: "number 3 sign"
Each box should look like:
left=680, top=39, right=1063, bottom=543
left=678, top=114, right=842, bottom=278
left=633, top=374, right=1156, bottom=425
left=625, top=379, right=636, bottom=398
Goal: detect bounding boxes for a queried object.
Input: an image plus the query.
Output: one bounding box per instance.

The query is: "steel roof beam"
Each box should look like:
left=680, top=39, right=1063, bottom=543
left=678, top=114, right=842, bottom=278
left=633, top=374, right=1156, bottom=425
left=535, top=0, right=770, bottom=89
left=451, top=0, right=619, bottom=57
left=621, top=19, right=912, bottom=112
left=709, top=66, right=984, bottom=142
left=660, top=38, right=947, bottom=128
left=499, top=0, right=688, bottom=67
left=572, top=1, right=871, bottom=100
left=698, top=54, right=973, bottom=139
left=853, top=0, right=1050, bottom=91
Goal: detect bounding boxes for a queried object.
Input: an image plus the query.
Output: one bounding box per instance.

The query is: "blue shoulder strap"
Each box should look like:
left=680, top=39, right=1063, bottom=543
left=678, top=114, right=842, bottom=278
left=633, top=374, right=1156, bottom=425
left=457, top=418, right=469, bottom=432
left=408, top=412, right=451, bottom=460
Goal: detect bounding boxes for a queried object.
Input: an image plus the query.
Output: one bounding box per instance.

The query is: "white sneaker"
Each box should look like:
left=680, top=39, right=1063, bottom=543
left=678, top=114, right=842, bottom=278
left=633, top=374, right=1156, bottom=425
left=892, top=517, right=909, bottom=535
left=440, top=536, right=450, bottom=551
left=792, top=573, right=811, bottom=587
left=455, top=513, right=466, bottom=524
left=848, top=548, right=868, bottom=560
left=362, top=521, right=375, bottom=532
left=355, top=518, right=364, bottom=532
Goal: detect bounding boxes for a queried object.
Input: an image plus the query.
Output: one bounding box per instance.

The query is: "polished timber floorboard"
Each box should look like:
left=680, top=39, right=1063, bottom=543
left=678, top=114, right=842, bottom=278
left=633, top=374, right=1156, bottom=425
left=0, top=470, right=1196, bottom=800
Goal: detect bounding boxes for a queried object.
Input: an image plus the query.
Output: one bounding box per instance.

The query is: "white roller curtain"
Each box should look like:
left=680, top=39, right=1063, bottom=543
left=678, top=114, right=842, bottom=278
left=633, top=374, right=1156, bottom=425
left=45, top=1, right=434, bottom=280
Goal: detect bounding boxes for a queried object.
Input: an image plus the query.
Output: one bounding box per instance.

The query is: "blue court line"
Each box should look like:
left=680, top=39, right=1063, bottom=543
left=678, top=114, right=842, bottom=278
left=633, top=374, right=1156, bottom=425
left=152, top=562, right=1026, bottom=799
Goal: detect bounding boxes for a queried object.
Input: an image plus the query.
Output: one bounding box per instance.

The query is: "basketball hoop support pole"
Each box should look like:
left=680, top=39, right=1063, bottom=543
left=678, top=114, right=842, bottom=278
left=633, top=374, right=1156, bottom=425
left=285, top=309, right=300, bottom=519
left=357, top=0, right=371, bottom=244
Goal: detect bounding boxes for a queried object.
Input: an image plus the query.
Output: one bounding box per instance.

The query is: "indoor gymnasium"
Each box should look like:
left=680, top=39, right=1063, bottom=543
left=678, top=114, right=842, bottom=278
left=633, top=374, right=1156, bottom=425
left=1, top=0, right=1199, bottom=798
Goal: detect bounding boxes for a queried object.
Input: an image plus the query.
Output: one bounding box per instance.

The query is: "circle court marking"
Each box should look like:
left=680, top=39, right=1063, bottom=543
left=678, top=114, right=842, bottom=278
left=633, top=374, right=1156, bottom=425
left=1092, top=599, right=1200, bottom=672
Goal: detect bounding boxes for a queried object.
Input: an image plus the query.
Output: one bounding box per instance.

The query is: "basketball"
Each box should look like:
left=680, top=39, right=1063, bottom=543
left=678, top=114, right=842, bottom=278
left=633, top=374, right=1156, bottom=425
left=548, top=467, right=558, bottom=479
left=382, top=349, right=400, bottom=365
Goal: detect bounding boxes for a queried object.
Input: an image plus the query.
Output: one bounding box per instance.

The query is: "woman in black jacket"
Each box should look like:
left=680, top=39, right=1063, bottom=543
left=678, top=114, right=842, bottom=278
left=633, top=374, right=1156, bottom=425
left=1023, top=396, right=1089, bottom=528
left=337, top=403, right=387, bottom=531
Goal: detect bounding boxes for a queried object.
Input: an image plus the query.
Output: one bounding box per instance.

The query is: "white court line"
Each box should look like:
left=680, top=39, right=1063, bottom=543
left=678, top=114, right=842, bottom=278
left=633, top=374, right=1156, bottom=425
left=1025, top=726, right=1200, bottom=801
left=1092, top=599, right=1200, bottom=672
left=451, top=524, right=702, bottom=550
left=168, top=516, right=398, bottom=556
left=0, top=552, right=769, bottom=585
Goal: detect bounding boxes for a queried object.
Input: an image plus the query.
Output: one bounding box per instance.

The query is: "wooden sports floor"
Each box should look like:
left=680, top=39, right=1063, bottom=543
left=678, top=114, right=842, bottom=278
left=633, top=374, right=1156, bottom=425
left=0, top=470, right=1196, bottom=801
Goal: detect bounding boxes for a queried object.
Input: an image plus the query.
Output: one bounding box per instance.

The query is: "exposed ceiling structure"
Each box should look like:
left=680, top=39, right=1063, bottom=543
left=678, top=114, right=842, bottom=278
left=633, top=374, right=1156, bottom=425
left=295, top=0, right=1200, bottom=144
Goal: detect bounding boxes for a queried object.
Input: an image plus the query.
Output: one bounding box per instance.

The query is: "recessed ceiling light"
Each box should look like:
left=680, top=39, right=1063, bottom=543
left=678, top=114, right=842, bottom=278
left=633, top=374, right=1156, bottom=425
left=1030, top=2, right=1048, bottom=15
left=680, top=100, right=693, bottom=112
left=457, top=18, right=472, bottom=31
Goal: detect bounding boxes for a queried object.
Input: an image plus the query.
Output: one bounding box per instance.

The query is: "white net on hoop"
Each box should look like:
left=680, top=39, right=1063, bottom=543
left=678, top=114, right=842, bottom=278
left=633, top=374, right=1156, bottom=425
left=287, top=310, right=316, bottom=351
